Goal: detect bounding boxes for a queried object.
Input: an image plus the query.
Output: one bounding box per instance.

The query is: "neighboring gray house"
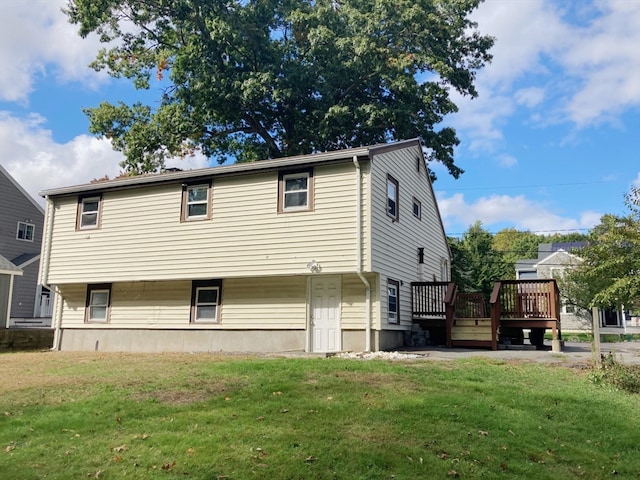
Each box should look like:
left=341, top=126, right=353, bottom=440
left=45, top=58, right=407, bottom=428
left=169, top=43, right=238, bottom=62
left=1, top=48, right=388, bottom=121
left=515, top=242, right=623, bottom=331
left=0, top=164, right=51, bottom=327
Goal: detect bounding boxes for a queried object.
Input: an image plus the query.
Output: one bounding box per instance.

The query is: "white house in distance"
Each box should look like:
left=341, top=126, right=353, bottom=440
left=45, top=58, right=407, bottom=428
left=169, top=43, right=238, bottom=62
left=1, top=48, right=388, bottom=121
left=515, top=242, right=628, bottom=331
left=39, top=139, right=451, bottom=353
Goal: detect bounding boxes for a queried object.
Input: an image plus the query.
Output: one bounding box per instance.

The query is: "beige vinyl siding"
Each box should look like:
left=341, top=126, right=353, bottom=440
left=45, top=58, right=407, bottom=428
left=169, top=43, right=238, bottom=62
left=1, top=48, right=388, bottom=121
left=57, top=284, right=87, bottom=326
left=58, top=276, right=310, bottom=330
left=222, top=276, right=307, bottom=328
left=369, top=145, right=450, bottom=328
left=46, top=163, right=361, bottom=284
left=340, top=273, right=380, bottom=329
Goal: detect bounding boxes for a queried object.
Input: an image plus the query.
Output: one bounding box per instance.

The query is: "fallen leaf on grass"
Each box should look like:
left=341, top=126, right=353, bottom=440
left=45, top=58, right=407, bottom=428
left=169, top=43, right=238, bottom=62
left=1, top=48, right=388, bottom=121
left=438, top=452, right=448, bottom=460
left=4, top=412, right=11, bottom=416
left=447, top=470, right=459, bottom=477
left=87, top=471, right=102, bottom=478
left=161, top=461, right=176, bottom=471
left=187, top=448, right=195, bottom=455
left=273, top=391, right=282, bottom=396
left=305, top=456, right=316, bottom=462
left=113, top=455, right=122, bottom=462
left=4, top=444, right=16, bottom=452
left=113, top=444, right=127, bottom=452
left=478, top=430, right=489, bottom=436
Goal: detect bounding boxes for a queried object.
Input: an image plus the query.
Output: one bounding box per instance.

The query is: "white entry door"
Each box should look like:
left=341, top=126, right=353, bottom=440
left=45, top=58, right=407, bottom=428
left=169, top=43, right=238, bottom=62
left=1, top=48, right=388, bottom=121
left=310, top=276, right=341, bottom=352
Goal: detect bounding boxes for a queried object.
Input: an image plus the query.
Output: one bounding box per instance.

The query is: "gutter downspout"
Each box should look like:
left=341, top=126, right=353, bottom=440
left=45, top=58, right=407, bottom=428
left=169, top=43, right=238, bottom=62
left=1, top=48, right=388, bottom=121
left=40, top=197, right=61, bottom=350
left=353, top=156, right=371, bottom=352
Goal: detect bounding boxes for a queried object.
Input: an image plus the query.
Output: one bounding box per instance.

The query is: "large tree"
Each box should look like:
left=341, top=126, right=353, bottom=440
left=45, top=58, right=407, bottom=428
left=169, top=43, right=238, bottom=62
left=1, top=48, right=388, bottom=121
left=448, top=221, right=510, bottom=299
left=65, top=0, right=493, bottom=174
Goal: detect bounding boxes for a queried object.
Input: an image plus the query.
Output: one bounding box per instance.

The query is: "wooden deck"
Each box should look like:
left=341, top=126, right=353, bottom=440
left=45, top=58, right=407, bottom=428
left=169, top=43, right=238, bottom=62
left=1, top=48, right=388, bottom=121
left=411, top=279, right=562, bottom=352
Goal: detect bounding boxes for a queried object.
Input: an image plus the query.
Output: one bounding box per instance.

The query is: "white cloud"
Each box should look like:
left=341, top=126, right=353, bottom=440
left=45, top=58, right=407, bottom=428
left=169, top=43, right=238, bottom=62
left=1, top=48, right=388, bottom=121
left=0, top=112, right=212, bottom=206
left=436, top=192, right=601, bottom=234
left=455, top=0, right=640, bottom=153
left=0, top=0, right=105, bottom=102
left=514, top=87, right=545, bottom=108
left=632, top=171, right=640, bottom=188
left=496, top=154, right=517, bottom=168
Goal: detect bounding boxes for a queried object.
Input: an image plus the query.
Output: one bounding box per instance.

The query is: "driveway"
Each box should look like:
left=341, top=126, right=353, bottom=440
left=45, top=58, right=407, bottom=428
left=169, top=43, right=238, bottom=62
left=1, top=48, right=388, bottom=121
left=395, top=341, right=640, bottom=366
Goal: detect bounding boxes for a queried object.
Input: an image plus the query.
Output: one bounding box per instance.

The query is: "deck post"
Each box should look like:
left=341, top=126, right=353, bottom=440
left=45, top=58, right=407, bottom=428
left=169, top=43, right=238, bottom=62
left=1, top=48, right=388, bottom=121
left=489, top=282, right=501, bottom=350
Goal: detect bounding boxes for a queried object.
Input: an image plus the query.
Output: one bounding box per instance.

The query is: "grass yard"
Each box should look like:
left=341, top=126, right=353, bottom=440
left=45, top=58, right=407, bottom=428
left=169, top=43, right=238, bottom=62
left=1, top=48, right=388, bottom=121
left=1, top=352, right=639, bottom=479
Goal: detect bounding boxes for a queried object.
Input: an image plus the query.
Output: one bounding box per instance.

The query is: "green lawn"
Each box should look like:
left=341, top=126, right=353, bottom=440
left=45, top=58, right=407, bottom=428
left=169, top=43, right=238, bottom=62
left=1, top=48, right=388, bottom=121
left=1, top=352, right=638, bottom=479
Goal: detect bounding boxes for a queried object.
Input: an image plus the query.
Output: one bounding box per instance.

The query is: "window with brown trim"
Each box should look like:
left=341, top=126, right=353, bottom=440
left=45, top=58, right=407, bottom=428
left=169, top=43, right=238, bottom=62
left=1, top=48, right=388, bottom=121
left=77, top=195, right=103, bottom=230
left=278, top=169, right=314, bottom=212
left=181, top=182, right=212, bottom=221
left=190, top=279, right=222, bottom=323
left=387, top=279, right=400, bottom=324
left=387, top=175, right=399, bottom=221
left=85, top=283, right=112, bottom=323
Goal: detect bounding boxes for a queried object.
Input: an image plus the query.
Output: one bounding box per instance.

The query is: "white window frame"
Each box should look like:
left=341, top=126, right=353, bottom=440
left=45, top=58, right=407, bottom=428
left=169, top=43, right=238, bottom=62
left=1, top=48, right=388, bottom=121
left=412, top=197, right=422, bottom=220
left=388, top=279, right=400, bottom=324
left=387, top=175, right=399, bottom=220
left=78, top=196, right=101, bottom=230
left=191, top=280, right=222, bottom=323
left=183, top=184, right=211, bottom=221
left=282, top=172, right=309, bottom=211
left=85, top=284, right=111, bottom=323
left=16, top=221, right=35, bottom=241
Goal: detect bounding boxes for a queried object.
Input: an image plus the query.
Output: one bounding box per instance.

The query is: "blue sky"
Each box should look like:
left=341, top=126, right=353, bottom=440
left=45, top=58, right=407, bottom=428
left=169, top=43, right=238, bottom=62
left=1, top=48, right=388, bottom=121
left=1, top=0, right=638, bottom=237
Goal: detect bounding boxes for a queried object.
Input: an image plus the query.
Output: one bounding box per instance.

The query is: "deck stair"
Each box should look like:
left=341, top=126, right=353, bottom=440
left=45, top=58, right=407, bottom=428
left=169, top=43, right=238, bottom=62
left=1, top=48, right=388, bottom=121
left=449, top=293, right=496, bottom=349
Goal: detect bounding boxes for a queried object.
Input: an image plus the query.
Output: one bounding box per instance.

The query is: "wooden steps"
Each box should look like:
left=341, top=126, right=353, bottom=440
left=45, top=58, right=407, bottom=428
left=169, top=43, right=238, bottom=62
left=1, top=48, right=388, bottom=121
left=450, top=317, right=495, bottom=347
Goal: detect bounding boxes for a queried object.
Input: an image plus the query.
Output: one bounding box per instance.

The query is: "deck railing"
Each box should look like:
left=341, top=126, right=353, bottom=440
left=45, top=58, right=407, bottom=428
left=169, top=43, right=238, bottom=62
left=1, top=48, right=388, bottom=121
left=455, top=293, right=487, bottom=318
left=411, top=281, right=455, bottom=317
left=491, top=279, right=560, bottom=320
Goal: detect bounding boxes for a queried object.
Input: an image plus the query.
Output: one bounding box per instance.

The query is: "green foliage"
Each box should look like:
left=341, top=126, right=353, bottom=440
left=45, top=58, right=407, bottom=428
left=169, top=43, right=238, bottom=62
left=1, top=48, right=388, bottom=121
left=448, top=221, right=510, bottom=298
left=589, top=353, right=640, bottom=394
left=65, top=0, right=493, bottom=174
left=561, top=209, right=640, bottom=312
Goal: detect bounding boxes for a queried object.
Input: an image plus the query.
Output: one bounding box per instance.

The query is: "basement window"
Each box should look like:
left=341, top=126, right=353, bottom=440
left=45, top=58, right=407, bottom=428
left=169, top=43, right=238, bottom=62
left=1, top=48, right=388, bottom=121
left=191, top=279, right=222, bottom=323
left=85, top=284, right=111, bottom=323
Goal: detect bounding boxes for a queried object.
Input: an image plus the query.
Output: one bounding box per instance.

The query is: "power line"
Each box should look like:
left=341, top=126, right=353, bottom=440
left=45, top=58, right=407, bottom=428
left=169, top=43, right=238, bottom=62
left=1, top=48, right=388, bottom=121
left=447, top=228, right=591, bottom=236
left=436, top=180, right=612, bottom=192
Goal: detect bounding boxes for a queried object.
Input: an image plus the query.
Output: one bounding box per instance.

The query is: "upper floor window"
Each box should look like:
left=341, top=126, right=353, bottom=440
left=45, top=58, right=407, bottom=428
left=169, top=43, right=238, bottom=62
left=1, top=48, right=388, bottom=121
left=412, top=197, right=422, bottom=220
left=85, top=284, right=111, bottom=323
left=388, top=279, right=400, bottom=324
left=387, top=175, right=399, bottom=220
left=182, top=183, right=211, bottom=221
left=77, top=195, right=102, bottom=230
left=191, top=279, right=222, bottom=323
left=278, top=169, right=313, bottom=212
left=16, top=221, right=35, bottom=241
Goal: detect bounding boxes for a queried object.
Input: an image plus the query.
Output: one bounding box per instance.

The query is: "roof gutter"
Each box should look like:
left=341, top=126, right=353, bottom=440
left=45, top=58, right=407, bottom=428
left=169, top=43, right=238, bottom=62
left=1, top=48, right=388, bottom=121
left=353, top=156, right=371, bottom=352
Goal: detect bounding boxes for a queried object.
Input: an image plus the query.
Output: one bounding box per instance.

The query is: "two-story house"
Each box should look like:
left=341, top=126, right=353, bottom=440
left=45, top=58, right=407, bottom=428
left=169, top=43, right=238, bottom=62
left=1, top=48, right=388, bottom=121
left=0, top=164, right=51, bottom=327
left=39, top=139, right=451, bottom=353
